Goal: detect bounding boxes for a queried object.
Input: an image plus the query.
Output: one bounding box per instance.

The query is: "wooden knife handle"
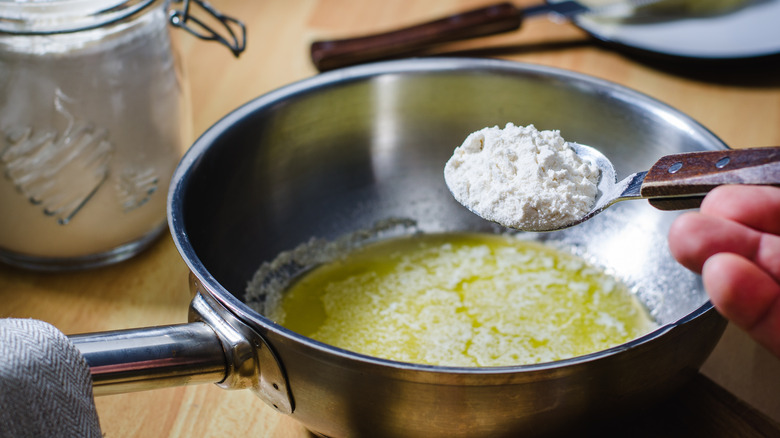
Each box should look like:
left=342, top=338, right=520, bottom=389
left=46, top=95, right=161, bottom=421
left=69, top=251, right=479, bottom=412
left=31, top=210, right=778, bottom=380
left=641, top=147, right=780, bottom=208
left=310, top=2, right=522, bottom=72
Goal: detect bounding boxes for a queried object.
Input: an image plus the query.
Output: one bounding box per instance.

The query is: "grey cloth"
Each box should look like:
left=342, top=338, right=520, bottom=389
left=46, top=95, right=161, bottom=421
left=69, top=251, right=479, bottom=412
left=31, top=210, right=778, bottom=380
left=0, top=318, right=102, bottom=437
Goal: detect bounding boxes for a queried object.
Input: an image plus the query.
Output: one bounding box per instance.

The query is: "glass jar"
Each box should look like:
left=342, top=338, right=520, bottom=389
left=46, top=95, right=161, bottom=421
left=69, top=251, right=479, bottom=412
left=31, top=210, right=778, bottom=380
left=0, top=0, right=242, bottom=270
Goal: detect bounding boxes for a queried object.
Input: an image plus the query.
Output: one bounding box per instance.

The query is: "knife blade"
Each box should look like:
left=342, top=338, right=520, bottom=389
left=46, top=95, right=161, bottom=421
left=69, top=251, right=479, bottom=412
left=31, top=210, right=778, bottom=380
left=524, top=0, right=664, bottom=19
left=310, top=0, right=665, bottom=71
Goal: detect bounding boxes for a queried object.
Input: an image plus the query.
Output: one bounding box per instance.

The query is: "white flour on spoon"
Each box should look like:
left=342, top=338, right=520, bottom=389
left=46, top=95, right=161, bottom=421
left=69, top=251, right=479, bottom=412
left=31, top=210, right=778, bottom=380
left=444, top=123, right=599, bottom=231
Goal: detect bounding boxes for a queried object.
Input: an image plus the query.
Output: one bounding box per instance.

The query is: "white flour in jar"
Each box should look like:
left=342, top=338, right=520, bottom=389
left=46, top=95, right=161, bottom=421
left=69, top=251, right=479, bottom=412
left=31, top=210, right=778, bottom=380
left=444, top=123, right=599, bottom=231
left=0, top=5, right=188, bottom=263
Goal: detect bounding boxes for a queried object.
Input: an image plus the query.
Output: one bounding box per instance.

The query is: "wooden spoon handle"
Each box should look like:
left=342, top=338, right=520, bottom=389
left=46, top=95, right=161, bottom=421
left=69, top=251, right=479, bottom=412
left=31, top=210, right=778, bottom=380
left=310, top=2, right=522, bottom=72
left=641, top=147, right=780, bottom=209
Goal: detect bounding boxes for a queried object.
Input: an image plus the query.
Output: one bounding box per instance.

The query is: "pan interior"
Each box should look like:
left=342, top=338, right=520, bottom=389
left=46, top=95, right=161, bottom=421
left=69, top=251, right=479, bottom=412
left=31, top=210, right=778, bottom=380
left=176, top=61, right=723, bottom=331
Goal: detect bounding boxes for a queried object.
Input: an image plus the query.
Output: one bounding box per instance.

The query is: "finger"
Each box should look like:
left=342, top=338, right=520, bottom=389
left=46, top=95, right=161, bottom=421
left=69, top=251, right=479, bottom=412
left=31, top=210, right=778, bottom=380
left=668, top=211, right=762, bottom=274
left=703, top=253, right=780, bottom=357
left=701, top=185, right=780, bottom=235
left=669, top=212, right=780, bottom=282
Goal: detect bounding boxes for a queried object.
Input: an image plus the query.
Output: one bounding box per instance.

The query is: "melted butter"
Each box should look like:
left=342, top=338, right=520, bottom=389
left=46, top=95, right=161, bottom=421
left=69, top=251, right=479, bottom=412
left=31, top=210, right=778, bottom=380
left=270, top=232, right=656, bottom=367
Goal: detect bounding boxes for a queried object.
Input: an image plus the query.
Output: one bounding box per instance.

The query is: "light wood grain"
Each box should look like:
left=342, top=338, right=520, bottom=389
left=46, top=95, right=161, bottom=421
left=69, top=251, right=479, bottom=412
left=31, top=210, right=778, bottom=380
left=2, top=0, right=780, bottom=436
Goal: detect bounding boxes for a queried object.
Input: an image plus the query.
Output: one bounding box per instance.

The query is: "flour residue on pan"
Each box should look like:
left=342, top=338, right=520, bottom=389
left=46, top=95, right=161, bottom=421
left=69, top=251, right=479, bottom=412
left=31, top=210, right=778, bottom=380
left=245, top=218, right=420, bottom=320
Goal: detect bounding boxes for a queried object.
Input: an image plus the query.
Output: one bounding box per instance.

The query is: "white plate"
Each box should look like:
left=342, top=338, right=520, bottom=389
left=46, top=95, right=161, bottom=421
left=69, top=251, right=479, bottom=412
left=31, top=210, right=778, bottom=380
left=570, top=0, right=780, bottom=60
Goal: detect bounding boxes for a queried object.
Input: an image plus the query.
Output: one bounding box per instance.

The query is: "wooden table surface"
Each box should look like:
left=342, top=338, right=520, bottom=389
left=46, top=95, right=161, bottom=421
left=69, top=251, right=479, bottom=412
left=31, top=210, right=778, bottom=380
left=2, top=1, right=780, bottom=436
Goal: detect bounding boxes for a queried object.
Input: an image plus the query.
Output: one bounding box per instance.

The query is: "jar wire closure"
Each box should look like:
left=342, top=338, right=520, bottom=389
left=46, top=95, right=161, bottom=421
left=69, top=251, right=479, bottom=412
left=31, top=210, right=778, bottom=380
left=170, top=0, right=246, bottom=57
left=0, top=0, right=246, bottom=57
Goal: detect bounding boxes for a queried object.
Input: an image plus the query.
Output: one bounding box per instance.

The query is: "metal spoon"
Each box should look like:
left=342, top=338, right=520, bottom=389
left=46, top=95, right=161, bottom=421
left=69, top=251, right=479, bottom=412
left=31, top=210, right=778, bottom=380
left=520, top=144, right=780, bottom=232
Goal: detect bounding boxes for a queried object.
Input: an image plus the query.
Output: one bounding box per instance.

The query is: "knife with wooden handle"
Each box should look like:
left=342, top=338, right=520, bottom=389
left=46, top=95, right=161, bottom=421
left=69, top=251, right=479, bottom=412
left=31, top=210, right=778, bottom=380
left=310, top=0, right=662, bottom=71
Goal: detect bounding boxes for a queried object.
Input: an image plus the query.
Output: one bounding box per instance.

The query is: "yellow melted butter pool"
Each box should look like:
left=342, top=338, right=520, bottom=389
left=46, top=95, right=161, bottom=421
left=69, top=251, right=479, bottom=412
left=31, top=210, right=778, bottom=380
left=269, top=232, right=656, bottom=367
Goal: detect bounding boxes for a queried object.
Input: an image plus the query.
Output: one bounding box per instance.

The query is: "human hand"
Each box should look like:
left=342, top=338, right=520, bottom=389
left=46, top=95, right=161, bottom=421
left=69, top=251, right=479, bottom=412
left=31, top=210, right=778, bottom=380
left=668, top=185, right=780, bottom=358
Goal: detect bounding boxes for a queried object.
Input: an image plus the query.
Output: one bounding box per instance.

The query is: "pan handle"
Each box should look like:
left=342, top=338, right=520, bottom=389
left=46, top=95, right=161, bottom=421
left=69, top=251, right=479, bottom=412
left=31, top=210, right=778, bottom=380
left=68, top=289, right=294, bottom=415
left=69, top=322, right=226, bottom=396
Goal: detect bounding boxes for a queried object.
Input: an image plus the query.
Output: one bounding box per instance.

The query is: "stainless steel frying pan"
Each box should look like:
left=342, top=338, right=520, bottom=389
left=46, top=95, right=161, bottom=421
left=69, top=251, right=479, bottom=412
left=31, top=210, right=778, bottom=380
left=70, top=58, right=727, bottom=438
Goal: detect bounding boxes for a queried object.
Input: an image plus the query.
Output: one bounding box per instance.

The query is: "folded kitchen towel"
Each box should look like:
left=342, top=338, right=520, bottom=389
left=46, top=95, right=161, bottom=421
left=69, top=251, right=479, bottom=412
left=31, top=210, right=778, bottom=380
left=0, top=318, right=102, bottom=438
